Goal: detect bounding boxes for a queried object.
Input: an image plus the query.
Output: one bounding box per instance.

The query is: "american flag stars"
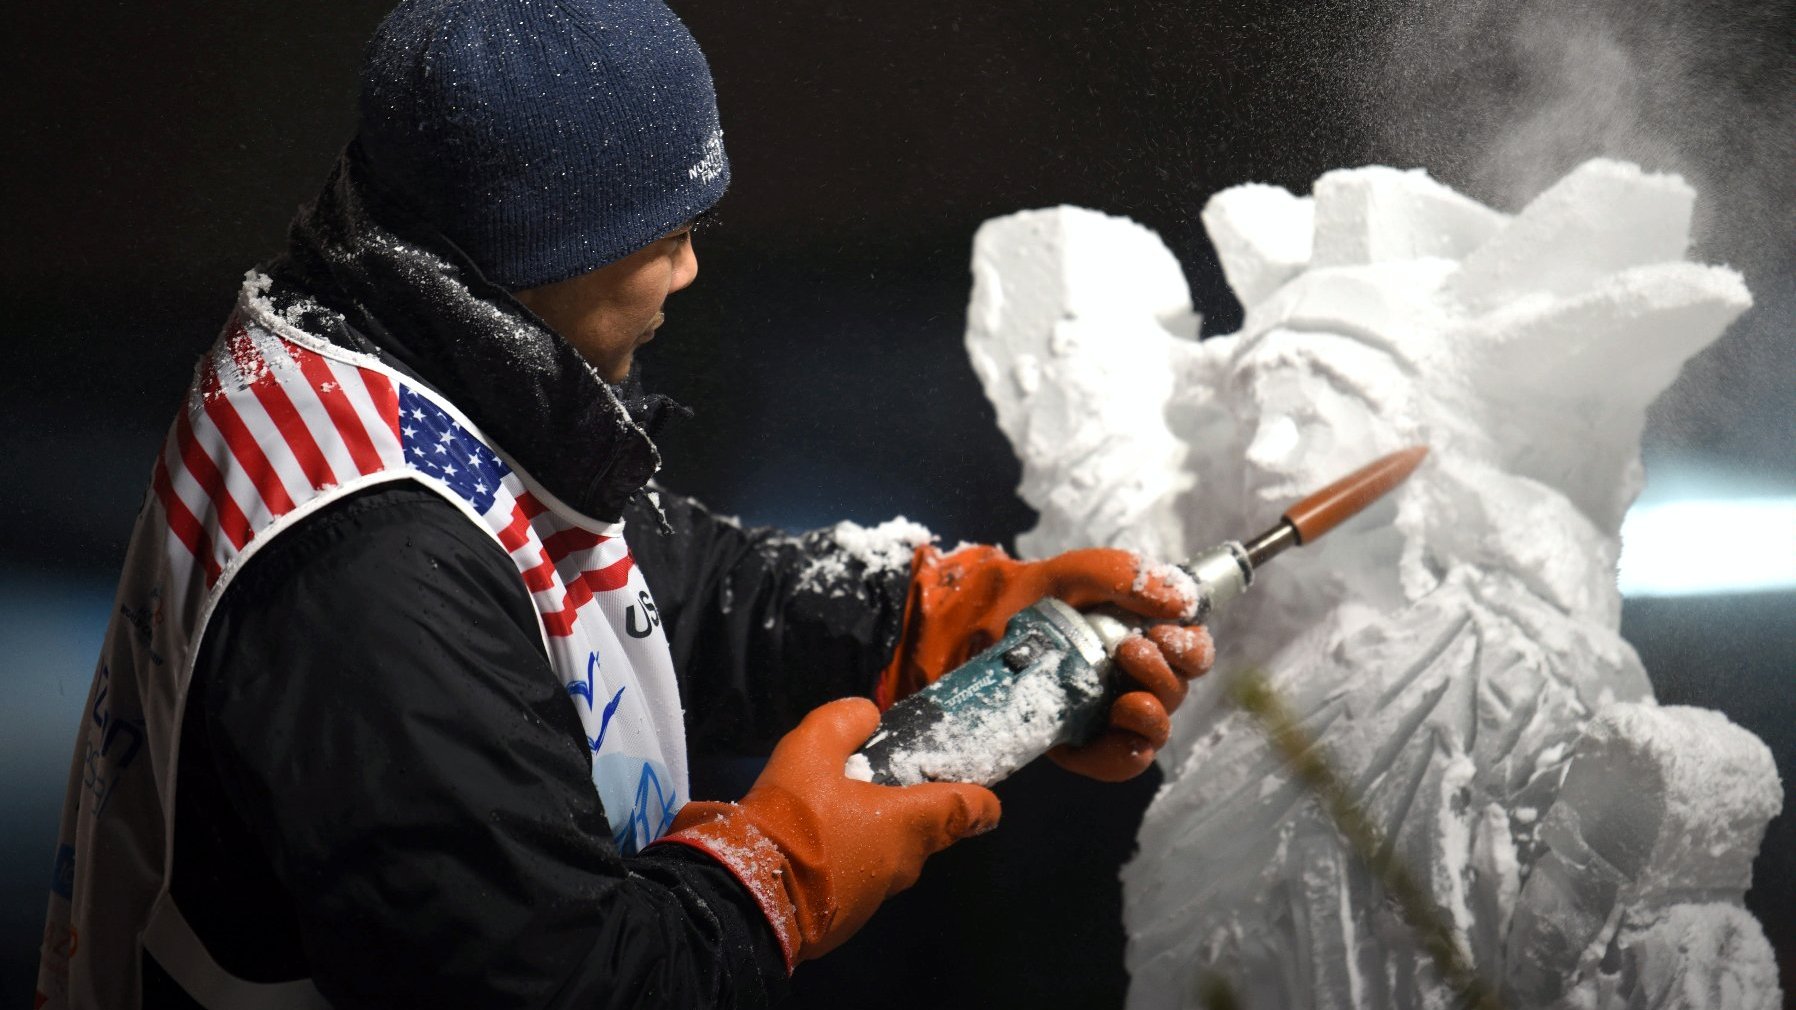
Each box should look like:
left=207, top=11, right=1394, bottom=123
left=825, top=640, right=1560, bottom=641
left=398, top=387, right=511, bottom=514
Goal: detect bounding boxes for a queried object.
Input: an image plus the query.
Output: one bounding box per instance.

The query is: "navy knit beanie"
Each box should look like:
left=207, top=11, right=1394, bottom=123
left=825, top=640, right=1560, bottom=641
left=355, top=0, right=730, bottom=290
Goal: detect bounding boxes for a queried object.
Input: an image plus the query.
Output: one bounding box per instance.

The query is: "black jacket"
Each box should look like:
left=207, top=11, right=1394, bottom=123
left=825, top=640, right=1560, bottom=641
left=151, top=150, right=914, bottom=1008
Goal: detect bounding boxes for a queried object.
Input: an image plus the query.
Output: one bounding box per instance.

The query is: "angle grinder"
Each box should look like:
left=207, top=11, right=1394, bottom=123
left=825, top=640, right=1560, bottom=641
left=853, top=446, right=1429, bottom=787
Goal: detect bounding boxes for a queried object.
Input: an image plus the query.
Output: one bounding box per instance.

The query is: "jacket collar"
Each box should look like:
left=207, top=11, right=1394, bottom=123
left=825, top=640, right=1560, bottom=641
left=265, top=146, right=682, bottom=524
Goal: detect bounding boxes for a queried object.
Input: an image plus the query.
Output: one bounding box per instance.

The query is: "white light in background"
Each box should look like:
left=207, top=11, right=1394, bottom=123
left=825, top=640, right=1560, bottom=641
left=1619, top=498, right=1796, bottom=596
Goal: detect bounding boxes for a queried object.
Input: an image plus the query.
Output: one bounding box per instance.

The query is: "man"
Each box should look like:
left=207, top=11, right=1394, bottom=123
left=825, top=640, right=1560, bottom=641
left=37, top=2, right=1213, bottom=1006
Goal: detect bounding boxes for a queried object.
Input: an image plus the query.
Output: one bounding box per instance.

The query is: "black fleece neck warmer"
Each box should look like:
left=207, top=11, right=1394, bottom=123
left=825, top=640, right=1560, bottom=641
left=265, top=145, right=689, bottom=523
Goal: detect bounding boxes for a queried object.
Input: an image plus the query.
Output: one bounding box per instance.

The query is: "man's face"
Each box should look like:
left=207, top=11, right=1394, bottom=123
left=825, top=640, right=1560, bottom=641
left=512, top=224, right=699, bottom=383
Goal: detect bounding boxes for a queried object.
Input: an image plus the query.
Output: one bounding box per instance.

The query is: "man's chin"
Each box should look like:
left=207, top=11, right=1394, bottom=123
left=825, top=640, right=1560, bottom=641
left=606, top=356, right=643, bottom=390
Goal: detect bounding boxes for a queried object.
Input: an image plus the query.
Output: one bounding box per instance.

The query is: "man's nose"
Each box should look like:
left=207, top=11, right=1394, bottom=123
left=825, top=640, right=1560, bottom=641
left=671, top=239, right=699, bottom=293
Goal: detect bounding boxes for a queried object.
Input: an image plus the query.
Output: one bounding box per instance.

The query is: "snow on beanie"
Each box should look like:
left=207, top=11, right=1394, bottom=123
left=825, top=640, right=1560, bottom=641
left=355, top=0, right=730, bottom=290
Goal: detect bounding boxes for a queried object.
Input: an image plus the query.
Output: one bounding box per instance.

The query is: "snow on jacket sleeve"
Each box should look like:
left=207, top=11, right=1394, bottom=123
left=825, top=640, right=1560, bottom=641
left=185, top=483, right=789, bottom=1009
left=621, top=488, right=923, bottom=757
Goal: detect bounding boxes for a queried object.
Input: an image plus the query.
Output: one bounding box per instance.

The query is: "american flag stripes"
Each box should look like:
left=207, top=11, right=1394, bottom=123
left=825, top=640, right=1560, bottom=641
left=152, top=316, right=628, bottom=638
left=396, top=385, right=639, bottom=638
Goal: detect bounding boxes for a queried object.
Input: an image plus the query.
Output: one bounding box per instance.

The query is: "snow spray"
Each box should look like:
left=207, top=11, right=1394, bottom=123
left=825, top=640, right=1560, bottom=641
left=854, top=446, right=1429, bottom=787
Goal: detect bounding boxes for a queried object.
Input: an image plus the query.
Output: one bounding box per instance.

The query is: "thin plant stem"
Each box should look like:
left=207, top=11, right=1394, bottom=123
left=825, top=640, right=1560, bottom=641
left=1226, top=668, right=1505, bottom=1010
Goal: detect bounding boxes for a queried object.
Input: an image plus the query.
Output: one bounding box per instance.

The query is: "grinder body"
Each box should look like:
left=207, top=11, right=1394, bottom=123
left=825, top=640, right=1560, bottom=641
left=856, top=543, right=1253, bottom=787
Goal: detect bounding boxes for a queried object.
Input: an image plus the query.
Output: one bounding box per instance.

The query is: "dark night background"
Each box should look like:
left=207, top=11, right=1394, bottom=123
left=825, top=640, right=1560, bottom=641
left=4, top=3, right=1792, bottom=1007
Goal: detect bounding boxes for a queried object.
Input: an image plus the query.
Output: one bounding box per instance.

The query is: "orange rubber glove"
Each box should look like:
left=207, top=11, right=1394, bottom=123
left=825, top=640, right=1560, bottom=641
left=1051, top=623, right=1215, bottom=780
left=652, top=698, right=1000, bottom=970
left=878, top=544, right=1216, bottom=781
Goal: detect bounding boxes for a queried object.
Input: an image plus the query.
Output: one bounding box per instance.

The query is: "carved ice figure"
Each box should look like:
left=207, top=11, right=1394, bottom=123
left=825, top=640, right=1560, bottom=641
left=963, top=160, right=1782, bottom=1009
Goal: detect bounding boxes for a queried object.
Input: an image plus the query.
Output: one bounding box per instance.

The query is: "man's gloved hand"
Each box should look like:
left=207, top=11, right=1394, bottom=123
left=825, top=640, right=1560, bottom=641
left=878, top=544, right=1216, bottom=782
left=653, top=698, right=1000, bottom=970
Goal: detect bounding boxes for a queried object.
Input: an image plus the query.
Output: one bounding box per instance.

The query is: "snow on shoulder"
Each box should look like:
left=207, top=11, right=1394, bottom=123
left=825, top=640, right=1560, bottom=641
left=795, top=517, right=934, bottom=596
left=825, top=516, right=934, bottom=572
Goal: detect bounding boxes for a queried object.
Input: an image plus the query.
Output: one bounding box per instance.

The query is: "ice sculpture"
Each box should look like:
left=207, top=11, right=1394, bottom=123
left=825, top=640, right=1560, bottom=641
left=963, top=160, right=1783, bottom=1009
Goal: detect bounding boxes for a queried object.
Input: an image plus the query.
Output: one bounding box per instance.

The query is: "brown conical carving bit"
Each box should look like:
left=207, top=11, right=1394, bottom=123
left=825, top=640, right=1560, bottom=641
left=1242, top=446, right=1430, bottom=568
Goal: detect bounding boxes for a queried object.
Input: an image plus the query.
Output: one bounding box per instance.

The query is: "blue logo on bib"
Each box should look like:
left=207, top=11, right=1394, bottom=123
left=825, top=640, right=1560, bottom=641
left=593, top=754, right=681, bottom=854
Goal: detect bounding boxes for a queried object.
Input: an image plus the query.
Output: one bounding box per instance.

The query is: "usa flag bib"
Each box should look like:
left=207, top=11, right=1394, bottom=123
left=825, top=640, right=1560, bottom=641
left=38, top=278, right=688, bottom=1008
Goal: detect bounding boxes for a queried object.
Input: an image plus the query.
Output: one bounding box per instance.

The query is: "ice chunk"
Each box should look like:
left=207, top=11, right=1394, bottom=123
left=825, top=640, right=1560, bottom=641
left=1202, top=183, right=1314, bottom=308
left=1452, top=158, right=1696, bottom=311
left=966, top=207, right=1197, bottom=559
left=969, top=205, right=1196, bottom=340
left=1310, top=166, right=1509, bottom=268
left=960, top=159, right=1779, bottom=1010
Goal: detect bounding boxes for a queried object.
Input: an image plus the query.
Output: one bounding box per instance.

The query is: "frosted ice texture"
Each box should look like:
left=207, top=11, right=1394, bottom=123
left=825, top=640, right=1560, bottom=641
left=963, top=160, right=1781, bottom=1009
